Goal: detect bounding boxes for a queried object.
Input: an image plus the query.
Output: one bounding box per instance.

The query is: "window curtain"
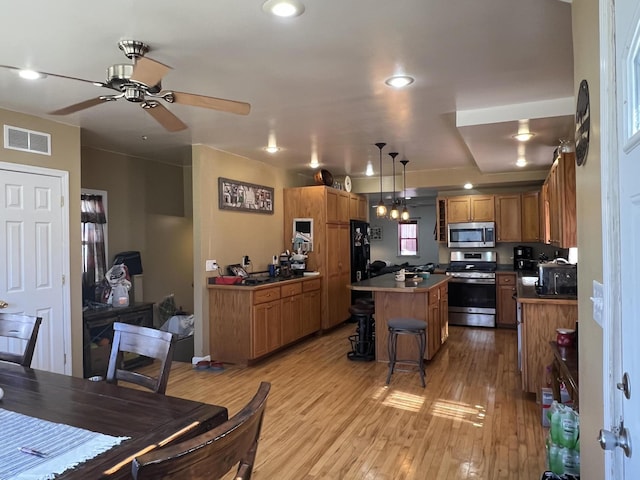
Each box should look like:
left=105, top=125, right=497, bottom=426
left=81, top=194, right=107, bottom=295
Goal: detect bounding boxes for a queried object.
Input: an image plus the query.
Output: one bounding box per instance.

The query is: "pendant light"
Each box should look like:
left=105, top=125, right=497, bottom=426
left=400, top=159, right=410, bottom=221
left=388, top=152, right=400, bottom=220
left=375, top=142, right=387, bottom=218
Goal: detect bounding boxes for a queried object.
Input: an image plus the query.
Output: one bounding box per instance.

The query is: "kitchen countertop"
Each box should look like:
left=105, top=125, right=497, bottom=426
left=348, top=273, right=449, bottom=293
left=207, top=273, right=321, bottom=290
left=515, top=272, right=577, bottom=305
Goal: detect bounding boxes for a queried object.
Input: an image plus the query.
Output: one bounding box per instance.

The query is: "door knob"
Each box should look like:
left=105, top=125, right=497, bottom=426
left=0, top=300, right=8, bottom=309
left=598, top=423, right=632, bottom=457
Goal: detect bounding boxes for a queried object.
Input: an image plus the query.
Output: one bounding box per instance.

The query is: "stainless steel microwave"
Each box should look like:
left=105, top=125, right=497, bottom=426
left=447, top=222, right=496, bottom=248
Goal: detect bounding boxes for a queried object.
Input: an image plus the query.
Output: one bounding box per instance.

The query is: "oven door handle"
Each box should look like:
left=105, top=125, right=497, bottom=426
left=448, top=277, right=496, bottom=285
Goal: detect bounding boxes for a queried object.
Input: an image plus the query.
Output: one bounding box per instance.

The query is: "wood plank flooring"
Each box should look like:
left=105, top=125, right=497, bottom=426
left=159, top=324, right=546, bottom=479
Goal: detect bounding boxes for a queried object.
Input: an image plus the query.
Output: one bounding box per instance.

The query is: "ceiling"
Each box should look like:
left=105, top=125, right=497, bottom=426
left=0, top=0, right=574, bottom=193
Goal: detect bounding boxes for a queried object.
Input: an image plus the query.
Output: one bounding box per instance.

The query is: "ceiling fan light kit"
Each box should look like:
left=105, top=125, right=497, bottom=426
left=46, top=40, right=251, bottom=132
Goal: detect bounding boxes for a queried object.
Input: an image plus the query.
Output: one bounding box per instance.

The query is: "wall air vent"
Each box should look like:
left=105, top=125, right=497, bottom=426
left=4, top=125, right=51, bottom=156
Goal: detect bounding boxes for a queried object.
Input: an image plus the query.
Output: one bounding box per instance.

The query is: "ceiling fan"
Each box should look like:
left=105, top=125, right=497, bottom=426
left=14, top=40, right=251, bottom=132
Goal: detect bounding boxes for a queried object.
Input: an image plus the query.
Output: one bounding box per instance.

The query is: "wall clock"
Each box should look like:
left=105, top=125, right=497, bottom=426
left=344, top=175, right=352, bottom=192
left=575, top=79, right=590, bottom=167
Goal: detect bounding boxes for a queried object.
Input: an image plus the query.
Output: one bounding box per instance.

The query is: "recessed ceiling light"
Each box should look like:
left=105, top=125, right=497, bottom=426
left=365, top=161, right=374, bottom=176
left=264, top=146, right=280, bottom=153
left=464, top=183, right=473, bottom=190
left=18, top=69, right=46, bottom=80
left=516, top=157, right=527, bottom=167
left=262, top=0, right=305, bottom=17
left=385, top=75, right=415, bottom=88
left=512, top=132, right=535, bottom=142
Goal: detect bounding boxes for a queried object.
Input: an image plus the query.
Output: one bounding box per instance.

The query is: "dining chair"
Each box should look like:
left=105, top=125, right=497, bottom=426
left=131, top=381, right=271, bottom=480
left=106, top=322, right=177, bottom=394
left=0, top=313, right=43, bottom=367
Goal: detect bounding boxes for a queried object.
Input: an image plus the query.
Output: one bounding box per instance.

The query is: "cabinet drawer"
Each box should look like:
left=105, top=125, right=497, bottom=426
left=281, top=283, right=303, bottom=297
left=303, top=278, right=321, bottom=292
left=254, top=287, right=281, bottom=304
left=498, top=274, right=517, bottom=285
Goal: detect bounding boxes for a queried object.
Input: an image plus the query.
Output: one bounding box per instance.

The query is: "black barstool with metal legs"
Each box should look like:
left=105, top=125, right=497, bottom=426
left=386, top=317, right=427, bottom=387
left=347, top=303, right=375, bottom=361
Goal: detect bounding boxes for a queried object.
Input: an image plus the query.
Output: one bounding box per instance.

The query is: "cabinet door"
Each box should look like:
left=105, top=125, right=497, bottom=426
left=427, top=289, right=440, bottom=359
left=281, top=294, right=303, bottom=345
left=495, top=195, right=521, bottom=242
left=496, top=273, right=517, bottom=328
left=521, top=191, right=541, bottom=242
left=470, top=195, right=495, bottom=221
left=326, top=189, right=349, bottom=223
left=252, top=300, right=281, bottom=358
left=302, top=289, right=321, bottom=336
left=326, top=223, right=351, bottom=328
left=546, top=161, right=561, bottom=245
left=439, top=283, right=448, bottom=344
left=357, top=195, right=368, bottom=221
left=447, top=196, right=470, bottom=223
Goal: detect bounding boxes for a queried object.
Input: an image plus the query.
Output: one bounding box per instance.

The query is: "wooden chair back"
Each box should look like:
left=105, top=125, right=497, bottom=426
left=106, top=322, right=176, bottom=394
left=131, top=382, right=271, bottom=480
left=0, top=313, right=42, bottom=367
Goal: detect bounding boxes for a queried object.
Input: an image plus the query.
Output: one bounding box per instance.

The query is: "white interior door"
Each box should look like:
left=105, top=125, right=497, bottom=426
left=610, top=0, right=640, bottom=477
left=0, top=163, right=70, bottom=374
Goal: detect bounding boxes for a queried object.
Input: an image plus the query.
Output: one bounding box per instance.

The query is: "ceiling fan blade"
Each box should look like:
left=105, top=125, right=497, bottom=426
left=49, top=97, right=108, bottom=115
left=131, top=57, right=171, bottom=88
left=0, top=64, right=105, bottom=87
left=170, top=91, right=251, bottom=115
left=143, top=102, right=188, bottom=132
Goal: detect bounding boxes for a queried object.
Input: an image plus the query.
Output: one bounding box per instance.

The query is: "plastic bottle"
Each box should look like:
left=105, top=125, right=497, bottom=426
left=549, top=402, right=564, bottom=445
left=560, top=407, right=579, bottom=448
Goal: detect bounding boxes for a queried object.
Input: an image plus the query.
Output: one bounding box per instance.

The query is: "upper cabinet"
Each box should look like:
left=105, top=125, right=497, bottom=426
left=447, top=195, right=495, bottom=223
left=543, top=152, right=577, bottom=248
left=436, top=197, right=447, bottom=243
left=494, top=191, right=541, bottom=243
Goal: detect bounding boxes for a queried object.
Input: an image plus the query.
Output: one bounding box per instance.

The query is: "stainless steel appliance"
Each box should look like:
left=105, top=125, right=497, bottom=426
left=536, top=262, right=577, bottom=297
left=447, top=222, right=496, bottom=248
left=446, top=250, right=497, bottom=327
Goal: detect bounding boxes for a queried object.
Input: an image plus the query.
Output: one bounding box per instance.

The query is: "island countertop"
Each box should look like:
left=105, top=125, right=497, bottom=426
left=348, top=273, right=449, bottom=293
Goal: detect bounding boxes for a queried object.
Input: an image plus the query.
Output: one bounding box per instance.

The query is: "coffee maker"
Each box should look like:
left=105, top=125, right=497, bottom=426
left=513, top=245, right=535, bottom=271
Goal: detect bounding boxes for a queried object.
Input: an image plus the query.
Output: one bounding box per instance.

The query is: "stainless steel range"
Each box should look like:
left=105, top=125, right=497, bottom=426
left=446, top=251, right=497, bottom=328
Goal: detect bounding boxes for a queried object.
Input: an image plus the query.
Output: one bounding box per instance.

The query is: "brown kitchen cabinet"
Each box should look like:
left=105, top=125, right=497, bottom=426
left=447, top=195, right=495, bottom=223
left=521, top=190, right=541, bottom=242
left=496, top=272, right=517, bottom=328
left=439, top=282, right=449, bottom=343
left=495, top=195, right=522, bottom=242
left=519, top=300, right=578, bottom=396
left=208, top=276, right=322, bottom=364
left=436, top=197, right=447, bottom=242
left=543, top=151, right=576, bottom=248
left=284, top=186, right=366, bottom=330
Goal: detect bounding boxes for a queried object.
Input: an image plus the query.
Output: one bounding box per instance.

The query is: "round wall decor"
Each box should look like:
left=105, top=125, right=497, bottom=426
left=575, top=79, right=590, bottom=167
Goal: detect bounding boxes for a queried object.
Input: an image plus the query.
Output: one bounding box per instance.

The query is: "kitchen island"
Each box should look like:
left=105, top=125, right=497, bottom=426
left=515, top=277, right=578, bottom=398
left=349, top=274, right=450, bottom=362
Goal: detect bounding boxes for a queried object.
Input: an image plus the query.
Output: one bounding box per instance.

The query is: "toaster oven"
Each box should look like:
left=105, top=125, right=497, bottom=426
left=536, top=262, right=577, bottom=297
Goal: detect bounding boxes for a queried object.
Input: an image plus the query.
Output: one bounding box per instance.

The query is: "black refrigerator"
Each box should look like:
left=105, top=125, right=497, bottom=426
left=350, top=220, right=371, bottom=303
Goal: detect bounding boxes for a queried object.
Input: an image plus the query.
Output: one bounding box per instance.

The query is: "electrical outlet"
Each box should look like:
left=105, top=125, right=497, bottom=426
left=242, top=255, right=251, bottom=268
left=205, top=260, right=218, bottom=272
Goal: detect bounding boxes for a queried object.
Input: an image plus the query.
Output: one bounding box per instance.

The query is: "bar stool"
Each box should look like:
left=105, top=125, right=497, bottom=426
left=386, top=317, right=427, bottom=387
left=347, top=303, right=375, bottom=361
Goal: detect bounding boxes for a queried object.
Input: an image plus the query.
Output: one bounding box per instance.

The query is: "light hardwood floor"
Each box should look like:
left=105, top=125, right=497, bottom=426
left=161, top=324, right=546, bottom=479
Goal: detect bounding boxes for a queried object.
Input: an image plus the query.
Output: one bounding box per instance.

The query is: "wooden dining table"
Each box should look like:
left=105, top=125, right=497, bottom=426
left=0, top=361, right=228, bottom=479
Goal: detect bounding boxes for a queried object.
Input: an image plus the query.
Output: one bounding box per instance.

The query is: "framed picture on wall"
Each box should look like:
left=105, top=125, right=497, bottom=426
left=370, top=226, right=382, bottom=240
left=218, top=177, right=274, bottom=214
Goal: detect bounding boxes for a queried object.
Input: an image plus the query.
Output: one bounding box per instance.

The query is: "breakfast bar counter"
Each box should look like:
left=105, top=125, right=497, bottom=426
left=349, top=274, right=450, bottom=362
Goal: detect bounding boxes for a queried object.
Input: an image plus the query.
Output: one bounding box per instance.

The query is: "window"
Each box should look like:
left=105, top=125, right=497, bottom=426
left=398, top=220, right=418, bottom=256
left=81, top=190, right=108, bottom=302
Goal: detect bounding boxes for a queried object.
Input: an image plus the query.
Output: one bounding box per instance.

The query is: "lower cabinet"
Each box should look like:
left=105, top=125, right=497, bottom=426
left=520, top=301, right=578, bottom=396
left=496, top=273, right=517, bottom=328
left=209, top=277, right=322, bottom=364
left=439, top=283, right=449, bottom=344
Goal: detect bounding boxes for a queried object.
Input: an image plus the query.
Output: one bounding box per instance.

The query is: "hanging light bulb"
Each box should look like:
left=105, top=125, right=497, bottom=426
left=400, top=159, right=410, bottom=221
left=375, top=143, right=387, bottom=218
left=389, top=152, right=400, bottom=220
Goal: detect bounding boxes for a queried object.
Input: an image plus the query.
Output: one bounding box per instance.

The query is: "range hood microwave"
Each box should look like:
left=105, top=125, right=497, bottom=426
left=448, top=222, right=496, bottom=248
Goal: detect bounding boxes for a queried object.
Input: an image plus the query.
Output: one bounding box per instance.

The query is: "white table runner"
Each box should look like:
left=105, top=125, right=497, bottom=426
left=0, top=408, right=129, bottom=480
